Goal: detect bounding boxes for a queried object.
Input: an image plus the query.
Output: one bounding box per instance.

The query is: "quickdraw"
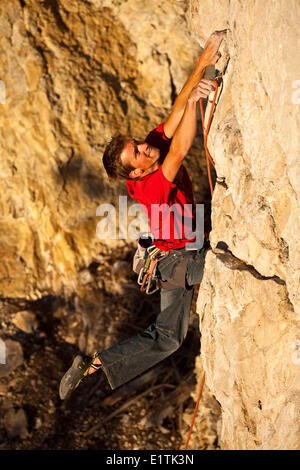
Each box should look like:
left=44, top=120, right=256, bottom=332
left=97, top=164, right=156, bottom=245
left=138, top=245, right=169, bottom=295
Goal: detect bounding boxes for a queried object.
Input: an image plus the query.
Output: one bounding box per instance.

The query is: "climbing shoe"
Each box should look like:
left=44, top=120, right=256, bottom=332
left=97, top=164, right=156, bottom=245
left=59, top=353, right=101, bottom=400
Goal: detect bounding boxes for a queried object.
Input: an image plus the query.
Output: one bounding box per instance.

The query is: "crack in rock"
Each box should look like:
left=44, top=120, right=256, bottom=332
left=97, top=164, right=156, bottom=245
left=213, top=241, right=285, bottom=286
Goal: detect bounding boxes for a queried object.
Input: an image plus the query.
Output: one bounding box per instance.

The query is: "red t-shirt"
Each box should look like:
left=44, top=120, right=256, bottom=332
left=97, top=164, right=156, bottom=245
left=127, top=124, right=196, bottom=251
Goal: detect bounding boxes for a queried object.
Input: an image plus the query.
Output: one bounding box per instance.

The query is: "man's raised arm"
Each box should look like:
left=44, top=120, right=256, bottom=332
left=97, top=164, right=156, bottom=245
left=162, top=82, right=209, bottom=182
left=163, top=30, right=227, bottom=139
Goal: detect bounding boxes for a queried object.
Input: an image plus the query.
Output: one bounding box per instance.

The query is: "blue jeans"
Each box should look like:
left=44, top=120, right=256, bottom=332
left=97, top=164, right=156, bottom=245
left=98, top=247, right=209, bottom=389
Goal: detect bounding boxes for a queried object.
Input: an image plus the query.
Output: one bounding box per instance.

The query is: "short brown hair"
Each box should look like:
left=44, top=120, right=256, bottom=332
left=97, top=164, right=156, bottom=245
left=102, top=134, right=134, bottom=181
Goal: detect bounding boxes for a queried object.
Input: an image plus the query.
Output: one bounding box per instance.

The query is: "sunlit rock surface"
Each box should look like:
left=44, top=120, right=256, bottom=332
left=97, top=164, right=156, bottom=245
left=2, top=0, right=299, bottom=450
left=193, top=0, right=300, bottom=450
left=0, top=0, right=201, bottom=299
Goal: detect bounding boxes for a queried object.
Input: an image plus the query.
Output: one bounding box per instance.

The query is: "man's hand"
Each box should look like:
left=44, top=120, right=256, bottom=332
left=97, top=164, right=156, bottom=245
left=188, top=79, right=216, bottom=103
left=198, top=29, right=227, bottom=67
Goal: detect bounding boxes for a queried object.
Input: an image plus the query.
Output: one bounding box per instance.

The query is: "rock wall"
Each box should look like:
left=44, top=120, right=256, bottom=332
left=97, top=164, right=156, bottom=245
left=0, top=0, right=203, bottom=299
left=2, top=0, right=299, bottom=450
left=193, top=0, right=300, bottom=450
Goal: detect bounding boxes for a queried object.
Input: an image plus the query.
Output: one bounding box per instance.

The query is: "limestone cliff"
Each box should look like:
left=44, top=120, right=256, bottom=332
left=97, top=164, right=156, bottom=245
left=0, top=0, right=202, bottom=299
left=193, top=0, right=300, bottom=450
left=0, top=0, right=210, bottom=450
left=1, top=0, right=299, bottom=451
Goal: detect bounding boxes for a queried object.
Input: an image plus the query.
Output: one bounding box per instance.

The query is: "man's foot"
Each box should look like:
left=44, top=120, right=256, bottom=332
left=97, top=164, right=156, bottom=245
left=59, top=354, right=102, bottom=400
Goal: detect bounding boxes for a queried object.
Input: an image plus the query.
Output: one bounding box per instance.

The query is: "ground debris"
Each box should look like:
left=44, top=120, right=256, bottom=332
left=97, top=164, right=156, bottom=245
left=12, top=311, right=38, bottom=334
left=4, top=408, right=28, bottom=440
left=0, top=339, right=24, bottom=377
left=0, top=247, right=220, bottom=450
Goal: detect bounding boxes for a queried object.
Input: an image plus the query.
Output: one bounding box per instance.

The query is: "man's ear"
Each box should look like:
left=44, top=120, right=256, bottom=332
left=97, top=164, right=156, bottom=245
left=129, top=168, right=144, bottom=179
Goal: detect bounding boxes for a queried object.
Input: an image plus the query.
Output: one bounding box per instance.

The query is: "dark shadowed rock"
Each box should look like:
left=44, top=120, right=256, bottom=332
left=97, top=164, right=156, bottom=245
left=4, top=408, right=28, bottom=439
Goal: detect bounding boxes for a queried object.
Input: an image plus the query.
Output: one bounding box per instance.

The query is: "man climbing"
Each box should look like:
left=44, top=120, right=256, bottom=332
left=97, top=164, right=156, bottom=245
left=59, top=30, right=226, bottom=400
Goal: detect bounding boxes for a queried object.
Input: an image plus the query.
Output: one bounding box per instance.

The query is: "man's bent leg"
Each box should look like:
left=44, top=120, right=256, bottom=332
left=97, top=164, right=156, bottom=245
left=98, top=286, right=194, bottom=389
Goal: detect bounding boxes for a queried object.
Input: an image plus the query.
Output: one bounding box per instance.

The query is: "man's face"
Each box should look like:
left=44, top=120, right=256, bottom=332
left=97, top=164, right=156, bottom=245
left=120, top=140, right=161, bottom=179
